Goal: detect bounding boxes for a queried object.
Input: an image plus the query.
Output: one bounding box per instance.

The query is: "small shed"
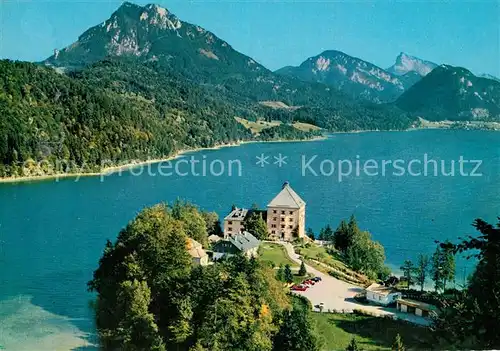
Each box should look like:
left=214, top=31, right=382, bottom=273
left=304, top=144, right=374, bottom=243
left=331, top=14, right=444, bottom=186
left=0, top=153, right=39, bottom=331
left=397, top=298, right=437, bottom=318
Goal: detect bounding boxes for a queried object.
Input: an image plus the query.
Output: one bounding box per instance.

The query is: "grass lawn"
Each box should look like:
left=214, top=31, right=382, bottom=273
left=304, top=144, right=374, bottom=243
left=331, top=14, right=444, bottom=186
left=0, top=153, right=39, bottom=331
left=295, top=244, right=344, bottom=270
left=295, top=243, right=368, bottom=285
left=292, top=121, right=322, bottom=132
left=258, top=242, right=298, bottom=268
left=311, top=313, right=435, bottom=351
left=234, top=117, right=281, bottom=134
left=235, top=117, right=321, bottom=135
left=291, top=273, right=313, bottom=285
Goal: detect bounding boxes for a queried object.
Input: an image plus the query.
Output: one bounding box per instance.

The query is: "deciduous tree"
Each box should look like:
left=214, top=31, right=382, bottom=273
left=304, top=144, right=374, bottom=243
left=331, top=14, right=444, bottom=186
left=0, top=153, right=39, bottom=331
left=400, top=260, right=416, bottom=289
left=244, top=210, right=269, bottom=240
left=392, top=333, right=405, bottom=351
left=416, top=254, right=430, bottom=291
left=273, top=307, right=321, bottom=351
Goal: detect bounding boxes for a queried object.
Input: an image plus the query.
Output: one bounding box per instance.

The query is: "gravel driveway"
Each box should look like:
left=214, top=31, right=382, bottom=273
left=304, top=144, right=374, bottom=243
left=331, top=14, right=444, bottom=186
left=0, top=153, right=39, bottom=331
left=276, top=242, right=432, bottom=326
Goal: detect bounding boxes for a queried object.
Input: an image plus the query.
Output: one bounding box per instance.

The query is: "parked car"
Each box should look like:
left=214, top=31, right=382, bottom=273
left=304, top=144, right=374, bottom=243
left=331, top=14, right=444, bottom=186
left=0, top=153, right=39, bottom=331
left=291, top=285, right=307, bottom=291
left=314, top=276, right=322, bottom=282
left=304, top=280, right=315, bottom=285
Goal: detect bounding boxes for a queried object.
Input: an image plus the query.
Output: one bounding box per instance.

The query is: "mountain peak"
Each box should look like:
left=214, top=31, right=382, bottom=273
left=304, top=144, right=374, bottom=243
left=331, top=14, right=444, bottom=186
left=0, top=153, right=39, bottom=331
left=388, top=52, right=438, bottom=77
left=144, top=3, right=170, bottom=16
left=277, top=49, right=408, bottom=103
left=44, top=1, right=267, bottom=75
left=120, top=1, right=139, bottom=8
left=115, top=1, right=142, bottom=14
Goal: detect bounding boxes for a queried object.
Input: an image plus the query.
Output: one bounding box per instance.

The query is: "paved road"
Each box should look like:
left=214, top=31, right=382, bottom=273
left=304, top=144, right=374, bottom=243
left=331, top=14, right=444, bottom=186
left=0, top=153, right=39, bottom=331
left=276, top=242, right=431, bottom=326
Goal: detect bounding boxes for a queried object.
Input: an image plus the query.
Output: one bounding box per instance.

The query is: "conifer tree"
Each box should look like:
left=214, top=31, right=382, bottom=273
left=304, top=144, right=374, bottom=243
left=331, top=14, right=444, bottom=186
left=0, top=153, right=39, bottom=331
left=299, top=261, right=307, bottom=276
left=346, top=337, right=360, bottom=351
left=306, top=228, right=315, bottom=240
left=284, top=264, right=294, bottom=284
left=276, top=264, right=285, bottom=282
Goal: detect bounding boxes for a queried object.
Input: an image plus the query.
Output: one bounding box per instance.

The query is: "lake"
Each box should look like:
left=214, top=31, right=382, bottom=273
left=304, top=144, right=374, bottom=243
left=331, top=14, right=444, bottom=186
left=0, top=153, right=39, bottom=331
left=0, top=129, right=499, bottom=350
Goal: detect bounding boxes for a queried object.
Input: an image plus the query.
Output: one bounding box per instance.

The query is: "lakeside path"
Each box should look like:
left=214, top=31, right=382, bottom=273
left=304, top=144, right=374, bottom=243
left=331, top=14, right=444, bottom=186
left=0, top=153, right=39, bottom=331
left=275, top=241, right=432, bottom=326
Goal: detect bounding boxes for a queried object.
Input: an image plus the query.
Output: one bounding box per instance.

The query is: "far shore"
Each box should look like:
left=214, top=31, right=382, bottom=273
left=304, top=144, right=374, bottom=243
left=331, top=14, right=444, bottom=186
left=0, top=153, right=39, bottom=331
left=0, top=136, right=326, bottom=185
left=2, top=123, right=498, bottom=185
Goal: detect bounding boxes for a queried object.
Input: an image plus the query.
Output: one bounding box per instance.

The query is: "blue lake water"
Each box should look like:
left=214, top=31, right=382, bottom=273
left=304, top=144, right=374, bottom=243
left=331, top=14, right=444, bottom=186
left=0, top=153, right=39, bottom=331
left=0, top=129, right=499, bottom=350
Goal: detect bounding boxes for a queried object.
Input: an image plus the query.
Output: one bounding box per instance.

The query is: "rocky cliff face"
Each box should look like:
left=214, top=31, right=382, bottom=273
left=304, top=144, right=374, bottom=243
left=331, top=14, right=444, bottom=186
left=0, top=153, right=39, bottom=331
left=387, top=52, right=438, bottom=77
left=44, top=2, right=268, bottom=77
left=276, top=50, right=409, bottom=103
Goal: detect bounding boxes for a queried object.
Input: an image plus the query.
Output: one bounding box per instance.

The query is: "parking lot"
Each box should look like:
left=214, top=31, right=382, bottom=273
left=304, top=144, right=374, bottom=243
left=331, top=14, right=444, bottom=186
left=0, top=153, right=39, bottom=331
left=282, top=242, right=432, bottom=326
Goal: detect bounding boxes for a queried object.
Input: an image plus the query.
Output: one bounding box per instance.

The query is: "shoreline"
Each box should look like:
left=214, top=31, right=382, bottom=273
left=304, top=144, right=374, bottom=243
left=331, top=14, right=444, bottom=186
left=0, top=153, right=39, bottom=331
left=1, top=124, right=498, bottom=185
left=0, top=136, right=326, bottom=185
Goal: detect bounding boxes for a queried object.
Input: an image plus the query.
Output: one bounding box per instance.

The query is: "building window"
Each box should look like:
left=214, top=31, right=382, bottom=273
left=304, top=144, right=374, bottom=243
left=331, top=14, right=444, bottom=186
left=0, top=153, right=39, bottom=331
left=289, top=225, right=293, bottom=229
left=228, top=227, right=232, bottom=231
left=228, top=221, right=232, bottom=225
left=271, top=224, right=276, bottom=228
left=271, top=230, right=276, bottom=234
left=289, top=218, right=293, bottom=222
left=281, top=225, right=285, bottom=229
left=281, top=218, right=285, bottom=222
left=273, top=217, right=277, bottom=221
left=289, top=211, right=293, bottom=215
left=378, top=296, right=381, bottom=301
left=281, top=210, right=285, bottom=215
left=273, top=210, right=277, bottom=214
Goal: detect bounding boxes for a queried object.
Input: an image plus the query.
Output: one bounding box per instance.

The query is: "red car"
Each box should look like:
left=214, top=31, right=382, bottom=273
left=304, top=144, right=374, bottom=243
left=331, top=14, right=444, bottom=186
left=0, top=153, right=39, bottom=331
left=303, top=280, right=315, bottom=285
left=291, top=285, right=308, bottom=291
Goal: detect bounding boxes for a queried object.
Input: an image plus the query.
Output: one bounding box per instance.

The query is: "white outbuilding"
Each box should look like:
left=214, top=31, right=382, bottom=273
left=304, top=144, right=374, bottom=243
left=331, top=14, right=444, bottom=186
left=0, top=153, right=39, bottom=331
left=365, top=283, right=402, bottom=306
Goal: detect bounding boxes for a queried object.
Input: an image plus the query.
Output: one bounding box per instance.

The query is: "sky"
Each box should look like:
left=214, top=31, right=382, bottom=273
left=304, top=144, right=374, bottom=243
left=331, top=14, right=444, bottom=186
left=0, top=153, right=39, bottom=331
left=1, top=0, right=499, bottom=76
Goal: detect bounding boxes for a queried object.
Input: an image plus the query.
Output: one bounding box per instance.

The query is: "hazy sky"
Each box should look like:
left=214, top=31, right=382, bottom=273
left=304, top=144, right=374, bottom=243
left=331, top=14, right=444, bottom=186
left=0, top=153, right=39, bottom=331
left=1, top=0, right=499, bottom=76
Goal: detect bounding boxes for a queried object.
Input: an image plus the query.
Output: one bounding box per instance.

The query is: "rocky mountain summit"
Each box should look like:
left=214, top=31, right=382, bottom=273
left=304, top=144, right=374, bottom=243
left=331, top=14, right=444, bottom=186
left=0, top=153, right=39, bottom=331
left=387, top=52, right=438, bottom=77
left=276, top=50, right=409, bottom=103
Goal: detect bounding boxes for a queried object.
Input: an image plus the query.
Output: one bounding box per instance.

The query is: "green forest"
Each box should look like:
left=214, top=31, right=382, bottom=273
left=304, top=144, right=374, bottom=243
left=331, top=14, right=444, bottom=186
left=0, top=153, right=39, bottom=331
left=0, top=57, right=412, bottom=179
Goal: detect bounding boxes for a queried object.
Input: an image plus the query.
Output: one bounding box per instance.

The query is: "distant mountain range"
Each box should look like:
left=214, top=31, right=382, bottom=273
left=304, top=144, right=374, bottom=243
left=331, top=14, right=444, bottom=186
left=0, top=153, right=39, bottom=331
left=42, top=1, right=415, bottom=131
left=275, top=50, right=407, bottom=103
left=275, top=51, right=441, bottom=103
left=43, top=1, right=500, bottom=118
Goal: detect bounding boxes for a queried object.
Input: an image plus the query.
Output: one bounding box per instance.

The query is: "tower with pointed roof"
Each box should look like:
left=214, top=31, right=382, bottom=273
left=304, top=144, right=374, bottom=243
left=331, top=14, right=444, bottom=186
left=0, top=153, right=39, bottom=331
left=267, top=182, right=306, bottom=241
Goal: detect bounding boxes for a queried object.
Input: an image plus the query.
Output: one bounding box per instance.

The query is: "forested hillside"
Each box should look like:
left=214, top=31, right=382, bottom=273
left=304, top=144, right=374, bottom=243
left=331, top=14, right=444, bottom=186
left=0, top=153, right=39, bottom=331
left=0, top=56, right=413, bottom=179
left=396, top=65, right=500, bottom=121
left=0, top=59, right=259, bottom=177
